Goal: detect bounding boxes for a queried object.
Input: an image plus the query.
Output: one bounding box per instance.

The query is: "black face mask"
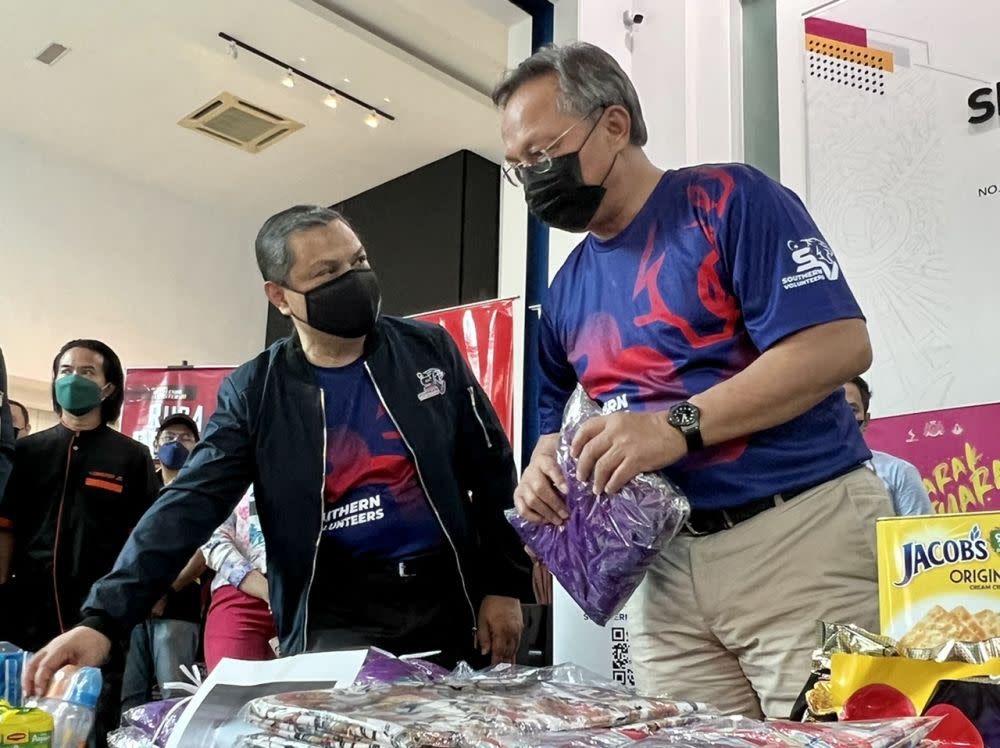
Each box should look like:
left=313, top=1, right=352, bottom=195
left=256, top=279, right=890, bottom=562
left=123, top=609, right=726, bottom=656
left=290, top=268, right=382, bottom=339
left=522, top=117, right=615, bottom=233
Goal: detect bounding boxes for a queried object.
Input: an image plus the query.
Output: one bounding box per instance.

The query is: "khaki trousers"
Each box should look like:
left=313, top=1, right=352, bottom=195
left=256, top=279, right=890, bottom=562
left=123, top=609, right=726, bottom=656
left=625, top=468, right=891, bottom=718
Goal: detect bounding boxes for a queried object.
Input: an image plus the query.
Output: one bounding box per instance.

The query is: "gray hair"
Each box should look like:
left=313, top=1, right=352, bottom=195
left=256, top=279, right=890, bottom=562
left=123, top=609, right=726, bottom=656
left=491, top=42, right=647, bottom=147
left=254, top=205, right=349, bottom=283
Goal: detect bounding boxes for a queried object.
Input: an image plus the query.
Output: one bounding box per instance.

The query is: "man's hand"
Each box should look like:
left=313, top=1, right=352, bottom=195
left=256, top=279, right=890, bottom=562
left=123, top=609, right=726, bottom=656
left=513, top=434, right=569, bottom=526
left=477, top=595, right=523, bottom=665
left=239, top=569, right=269, bottom=603
left=150, top=595, right=168, bottom=619
left=24, top=627, right=111, bottom=698
left=572, top=411, right=686, bottom=495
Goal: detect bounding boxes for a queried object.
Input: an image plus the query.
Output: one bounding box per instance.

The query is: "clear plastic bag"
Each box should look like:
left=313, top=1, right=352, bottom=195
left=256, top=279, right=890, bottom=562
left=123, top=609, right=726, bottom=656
left=239, top=663, right=706, bottom=748
left=353, top=648, right=448, bottom=686
left=507, top=387, right=690, bottom=624
left=631, top=716, right=941, bottom=748
left=108, top=696, right=191, bottom=748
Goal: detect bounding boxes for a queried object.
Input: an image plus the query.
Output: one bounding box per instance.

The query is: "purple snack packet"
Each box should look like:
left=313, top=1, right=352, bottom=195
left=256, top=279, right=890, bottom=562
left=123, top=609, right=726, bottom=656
left=508, top=388, right=690, bottom=625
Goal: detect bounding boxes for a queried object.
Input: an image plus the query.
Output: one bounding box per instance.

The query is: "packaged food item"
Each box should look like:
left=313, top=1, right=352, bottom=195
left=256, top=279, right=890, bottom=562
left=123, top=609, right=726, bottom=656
left=877, top=512, right=1000, bottom=652
left=632, top=716, right=940, bottom=748
left=241, top=663, right=703, bottom=748
left=507, top=387, right=690, bottom=625
left=0, top=700, right=54, bottom=747
left=923, top=678, right=1000, bottom=747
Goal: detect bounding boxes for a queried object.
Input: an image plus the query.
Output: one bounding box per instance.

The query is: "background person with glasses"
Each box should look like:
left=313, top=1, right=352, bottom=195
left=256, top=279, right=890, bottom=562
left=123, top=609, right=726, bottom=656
left=121, top=413, right=208, bottom=712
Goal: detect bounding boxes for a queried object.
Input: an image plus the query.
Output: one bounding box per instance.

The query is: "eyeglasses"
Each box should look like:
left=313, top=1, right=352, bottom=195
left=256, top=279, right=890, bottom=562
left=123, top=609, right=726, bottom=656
left=159, top=431, right=197, bottom=446
left=502, top=106, right=605, bottom=187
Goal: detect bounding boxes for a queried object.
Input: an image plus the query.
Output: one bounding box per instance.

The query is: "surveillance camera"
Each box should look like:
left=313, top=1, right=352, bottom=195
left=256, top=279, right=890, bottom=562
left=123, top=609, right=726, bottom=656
left=623, top=11, right=645, bottom=29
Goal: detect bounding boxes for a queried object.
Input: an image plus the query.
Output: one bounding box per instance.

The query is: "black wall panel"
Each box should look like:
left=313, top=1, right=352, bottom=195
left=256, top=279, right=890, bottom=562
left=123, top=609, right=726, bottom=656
left=265, top=150, right=500, bottom=346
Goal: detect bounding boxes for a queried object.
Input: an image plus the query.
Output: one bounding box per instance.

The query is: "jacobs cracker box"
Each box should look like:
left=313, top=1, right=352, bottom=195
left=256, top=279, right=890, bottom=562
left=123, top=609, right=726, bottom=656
left=877, top=512, right=1000, bottom=648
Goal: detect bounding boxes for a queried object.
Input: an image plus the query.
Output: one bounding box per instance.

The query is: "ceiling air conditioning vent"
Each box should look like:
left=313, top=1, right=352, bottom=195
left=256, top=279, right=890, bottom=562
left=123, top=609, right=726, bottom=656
left=178, top=92, right=303, bottom=153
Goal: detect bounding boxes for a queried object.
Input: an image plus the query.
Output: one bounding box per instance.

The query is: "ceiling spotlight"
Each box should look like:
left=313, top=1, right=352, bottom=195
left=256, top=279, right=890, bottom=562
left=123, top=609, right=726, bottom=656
left=365, top=112, right=379, bottom=128
left=323, top=93, right=339, bottom=109
left=226, top=40, right=238, bottom=59
left=344, top=78, right=351, bottom=83
left=281, top=69, right=295, bottom=88
left=383, top=97, right=391, bottom=103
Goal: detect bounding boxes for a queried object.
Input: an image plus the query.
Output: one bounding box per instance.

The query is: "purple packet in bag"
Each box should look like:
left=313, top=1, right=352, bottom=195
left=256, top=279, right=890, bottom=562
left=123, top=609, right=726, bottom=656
left=354, top=648, right=449, bottom=685
left=508, top=387, right=690, bottom=625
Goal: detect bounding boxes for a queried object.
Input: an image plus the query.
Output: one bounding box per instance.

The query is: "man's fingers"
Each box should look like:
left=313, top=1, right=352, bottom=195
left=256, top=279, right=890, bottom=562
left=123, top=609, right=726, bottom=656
left=592, top=449, right=625, bottom=496
left=576, top=432, right=612, bottom=484
left=478, top=618, right=492, bottom=656
left=570, top=418, right=606, bottom=459
left=538, top=456, right=569, bottom=495
left=492, top=626, right=520, bottom=665
left=605, top=460, right=639, bottom=495
left=523, top=478, right=568, bottom=524
left=28, top=649, right=58, bottom=697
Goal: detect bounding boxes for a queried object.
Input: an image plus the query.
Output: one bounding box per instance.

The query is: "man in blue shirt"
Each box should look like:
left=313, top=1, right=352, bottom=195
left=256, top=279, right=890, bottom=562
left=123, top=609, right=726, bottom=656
left=844, top=376, right=933, bottom=516
left=494, top=43, right=892, bottom=718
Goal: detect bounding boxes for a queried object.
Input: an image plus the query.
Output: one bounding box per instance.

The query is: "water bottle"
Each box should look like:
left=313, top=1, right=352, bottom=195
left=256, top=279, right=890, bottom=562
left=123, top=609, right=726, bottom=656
left=0, top=642, right=27, bottom=707
left=29, top=666, right=102, bottom=748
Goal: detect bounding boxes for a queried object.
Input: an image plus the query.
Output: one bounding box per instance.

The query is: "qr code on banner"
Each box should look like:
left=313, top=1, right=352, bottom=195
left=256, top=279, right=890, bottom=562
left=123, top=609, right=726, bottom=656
left=610, top=626, right=635, bottom=688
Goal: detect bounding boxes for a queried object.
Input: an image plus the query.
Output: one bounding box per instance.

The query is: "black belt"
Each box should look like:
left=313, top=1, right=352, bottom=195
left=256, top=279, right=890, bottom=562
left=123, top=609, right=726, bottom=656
left=357, top=552, right=453, bottom=580
left=682, top=474, right=844, bottom=536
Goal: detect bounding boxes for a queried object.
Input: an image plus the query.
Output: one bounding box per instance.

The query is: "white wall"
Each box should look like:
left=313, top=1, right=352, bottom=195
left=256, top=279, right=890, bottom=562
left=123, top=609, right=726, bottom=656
left=0, top=132, right=266, bottom=412
left=548, top=0, right=744, bottom=285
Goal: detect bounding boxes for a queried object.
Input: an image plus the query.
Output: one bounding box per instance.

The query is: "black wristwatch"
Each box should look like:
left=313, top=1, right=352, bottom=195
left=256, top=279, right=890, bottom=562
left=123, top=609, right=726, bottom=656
left=667, top=401, right=704, bottom=452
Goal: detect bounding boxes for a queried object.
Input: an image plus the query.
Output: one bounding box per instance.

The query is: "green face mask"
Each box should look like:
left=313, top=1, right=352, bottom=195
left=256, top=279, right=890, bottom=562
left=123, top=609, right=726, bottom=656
left=55, top=374, right=104, bottom=417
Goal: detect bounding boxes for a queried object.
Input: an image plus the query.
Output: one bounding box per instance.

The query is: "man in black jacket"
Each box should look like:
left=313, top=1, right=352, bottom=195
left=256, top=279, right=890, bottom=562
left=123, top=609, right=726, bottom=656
left=0, top=339, right=159, bottom=745
left=25, top=207, right=529, bottom=697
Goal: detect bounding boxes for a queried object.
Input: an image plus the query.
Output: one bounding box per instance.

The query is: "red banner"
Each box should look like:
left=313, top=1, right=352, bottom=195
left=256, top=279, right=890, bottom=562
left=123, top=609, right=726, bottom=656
left=866, top=402, right=1000, bottom=515
left=120, top=367, right=235, bottom=457
left=121, top=298, right=516, bottom=456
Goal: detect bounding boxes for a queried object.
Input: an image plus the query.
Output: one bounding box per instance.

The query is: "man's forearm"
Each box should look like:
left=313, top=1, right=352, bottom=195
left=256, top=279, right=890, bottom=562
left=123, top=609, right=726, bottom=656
left=0, top=530, right=12, bottom=584
left=690, top=319, right=872, bottom=448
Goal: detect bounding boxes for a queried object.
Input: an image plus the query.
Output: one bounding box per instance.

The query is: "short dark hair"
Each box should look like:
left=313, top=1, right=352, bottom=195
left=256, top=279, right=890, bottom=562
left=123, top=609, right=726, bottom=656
left=491, top=42, right=648, bottom=147
left=51, top=339, right=126, bottom=424
left=255, top=206, right=351, bottom=284
left=9, top=400, right=29, bottom=427
left=850, top=375, right=872, bottom=414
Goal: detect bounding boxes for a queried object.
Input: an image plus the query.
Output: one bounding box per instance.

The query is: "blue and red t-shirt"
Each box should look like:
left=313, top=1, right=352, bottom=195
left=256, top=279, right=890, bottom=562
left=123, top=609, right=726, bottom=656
left=313, top=360, right=444, bottom=561
left=539, top=164, right=871, bottom=509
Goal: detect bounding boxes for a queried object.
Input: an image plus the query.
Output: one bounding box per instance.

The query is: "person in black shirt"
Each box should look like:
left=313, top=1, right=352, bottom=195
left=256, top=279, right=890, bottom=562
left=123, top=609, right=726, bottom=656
left=120, top=413, right=207, bottom=711
left=0, top=339, right=158, bottom=747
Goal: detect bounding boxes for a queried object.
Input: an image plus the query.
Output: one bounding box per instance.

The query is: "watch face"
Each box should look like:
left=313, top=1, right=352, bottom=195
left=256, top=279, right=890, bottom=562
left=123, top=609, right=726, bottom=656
left=671, top=403, right=699, bottom=427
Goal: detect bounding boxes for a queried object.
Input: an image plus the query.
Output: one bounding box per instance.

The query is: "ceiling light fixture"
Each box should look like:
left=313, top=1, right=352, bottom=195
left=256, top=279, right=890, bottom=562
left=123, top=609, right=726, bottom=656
left=218, top=33, right=395, bottom=124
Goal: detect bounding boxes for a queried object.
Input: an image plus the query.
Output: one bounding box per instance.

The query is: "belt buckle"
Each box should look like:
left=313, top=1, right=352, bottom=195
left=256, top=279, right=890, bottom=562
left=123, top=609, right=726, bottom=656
left=398, top=561, right=416, bottom=579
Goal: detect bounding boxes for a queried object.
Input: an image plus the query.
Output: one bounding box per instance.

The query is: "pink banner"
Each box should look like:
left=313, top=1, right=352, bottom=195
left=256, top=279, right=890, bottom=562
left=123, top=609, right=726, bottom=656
left=866, top=403, right=1000, bottom=515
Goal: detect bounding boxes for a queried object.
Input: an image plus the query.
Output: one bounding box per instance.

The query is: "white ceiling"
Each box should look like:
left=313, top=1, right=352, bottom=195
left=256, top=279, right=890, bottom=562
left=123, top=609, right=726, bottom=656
left=0, top=0, right=526, bottom=217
